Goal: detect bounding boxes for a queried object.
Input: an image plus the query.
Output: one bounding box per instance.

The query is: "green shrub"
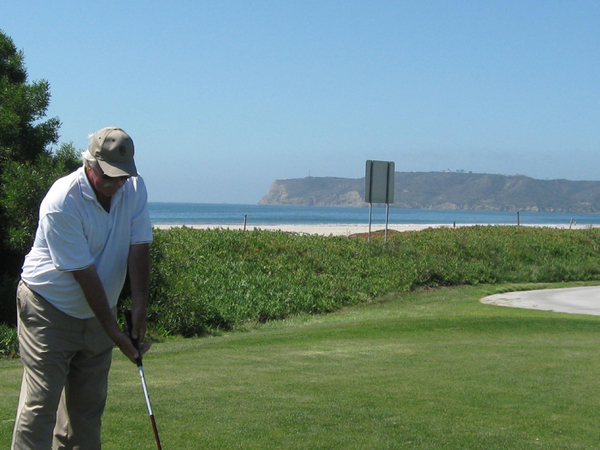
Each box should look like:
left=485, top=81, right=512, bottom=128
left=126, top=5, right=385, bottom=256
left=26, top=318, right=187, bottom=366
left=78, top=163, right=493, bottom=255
left=145, top=226, right=600, bottom=337
left=3, top=224, right=600, bottom=355
left=0, top=274, right=18, bottom=327
left=0, top=323, right=18, bottom=358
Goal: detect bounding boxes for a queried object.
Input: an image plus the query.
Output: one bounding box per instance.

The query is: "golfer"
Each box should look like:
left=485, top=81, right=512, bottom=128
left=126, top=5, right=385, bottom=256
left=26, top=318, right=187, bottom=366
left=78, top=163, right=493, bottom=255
left=11, top=127, right=153, bottom=449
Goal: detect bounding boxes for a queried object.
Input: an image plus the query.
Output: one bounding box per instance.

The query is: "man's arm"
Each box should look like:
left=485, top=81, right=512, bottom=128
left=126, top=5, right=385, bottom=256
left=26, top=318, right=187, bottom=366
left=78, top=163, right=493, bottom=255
left=127, top=243, right=151, bottom=343
left=71, top=265, right=144, bottom=364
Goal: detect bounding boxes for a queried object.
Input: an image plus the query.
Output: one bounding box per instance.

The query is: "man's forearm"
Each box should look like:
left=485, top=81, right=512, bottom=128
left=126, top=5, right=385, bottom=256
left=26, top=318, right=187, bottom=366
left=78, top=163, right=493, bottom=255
left=72, top=264, right=141, bottom=363
left=128, top=243, right=150, bottom=310
left=127, top=243, right=151, bottom=341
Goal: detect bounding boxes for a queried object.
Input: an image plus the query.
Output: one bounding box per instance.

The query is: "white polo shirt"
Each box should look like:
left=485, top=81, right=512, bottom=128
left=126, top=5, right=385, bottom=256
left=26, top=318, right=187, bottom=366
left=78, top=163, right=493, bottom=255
left=21, top=166, right=153, bottom=319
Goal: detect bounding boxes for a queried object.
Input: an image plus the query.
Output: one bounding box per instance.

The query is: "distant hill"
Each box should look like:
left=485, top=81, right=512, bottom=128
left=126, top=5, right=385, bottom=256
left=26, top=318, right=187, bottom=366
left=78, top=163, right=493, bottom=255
left=258, top=172, right=600, bottom=213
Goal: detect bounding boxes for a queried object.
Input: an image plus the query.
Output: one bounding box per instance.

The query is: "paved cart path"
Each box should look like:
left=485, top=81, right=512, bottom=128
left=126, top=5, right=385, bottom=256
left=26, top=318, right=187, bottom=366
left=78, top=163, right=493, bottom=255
left=482, top=286, right=600, bottom=316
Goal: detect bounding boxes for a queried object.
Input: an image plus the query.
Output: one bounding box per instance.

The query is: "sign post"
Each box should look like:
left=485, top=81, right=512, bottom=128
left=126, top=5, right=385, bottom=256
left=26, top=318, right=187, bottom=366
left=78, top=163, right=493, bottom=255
left=365, top=160, right=395, bottom=242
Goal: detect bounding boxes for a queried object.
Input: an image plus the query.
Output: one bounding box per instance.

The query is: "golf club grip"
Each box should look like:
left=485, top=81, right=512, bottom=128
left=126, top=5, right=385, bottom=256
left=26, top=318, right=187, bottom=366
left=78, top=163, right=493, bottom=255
left=124, top=310, right=143, bottom=366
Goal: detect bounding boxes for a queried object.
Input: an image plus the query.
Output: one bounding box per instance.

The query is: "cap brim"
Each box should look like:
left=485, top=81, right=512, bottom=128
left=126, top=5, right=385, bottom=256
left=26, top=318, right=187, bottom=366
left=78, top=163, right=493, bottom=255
left=97, top=159, right=138, bottom=177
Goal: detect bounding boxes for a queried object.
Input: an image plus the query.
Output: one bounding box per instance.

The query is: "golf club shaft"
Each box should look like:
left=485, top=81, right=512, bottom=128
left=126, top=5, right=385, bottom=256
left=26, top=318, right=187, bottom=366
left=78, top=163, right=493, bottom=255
left=138, top=365, right=162, bottom=449
left=125, top=311, right=163, bottom=450
left=137, top=362, right=163, bottom=450
left=138, top=366, right=154, bottom=415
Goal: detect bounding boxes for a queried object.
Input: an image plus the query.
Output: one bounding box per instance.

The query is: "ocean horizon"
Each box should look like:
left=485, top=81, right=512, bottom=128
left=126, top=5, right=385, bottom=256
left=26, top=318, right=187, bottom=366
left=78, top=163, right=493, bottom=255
left=148, top=202, right=600, bottom=227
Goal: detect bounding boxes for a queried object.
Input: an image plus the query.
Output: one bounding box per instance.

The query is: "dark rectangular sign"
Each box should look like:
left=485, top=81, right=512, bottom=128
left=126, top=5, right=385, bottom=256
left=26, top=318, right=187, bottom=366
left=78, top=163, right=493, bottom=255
left=365, top=160, right=395, bottom=204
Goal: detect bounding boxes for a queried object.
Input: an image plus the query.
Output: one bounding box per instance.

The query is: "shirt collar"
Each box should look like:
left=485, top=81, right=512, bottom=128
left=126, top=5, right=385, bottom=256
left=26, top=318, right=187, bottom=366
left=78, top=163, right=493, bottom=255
left=78, top=166, right=96, bottom=201
left=78, top=166, right=125, bottom=207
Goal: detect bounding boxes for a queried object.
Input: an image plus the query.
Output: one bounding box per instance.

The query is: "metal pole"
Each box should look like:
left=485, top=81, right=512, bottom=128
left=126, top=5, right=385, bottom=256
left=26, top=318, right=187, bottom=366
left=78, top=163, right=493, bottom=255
left=384, top=161, right=392, bottom=244
left=368, top=203, right=373, bottom=242
left=385, top=203, right=390, bottom=243
left=367, top=161, right=375, bottom=243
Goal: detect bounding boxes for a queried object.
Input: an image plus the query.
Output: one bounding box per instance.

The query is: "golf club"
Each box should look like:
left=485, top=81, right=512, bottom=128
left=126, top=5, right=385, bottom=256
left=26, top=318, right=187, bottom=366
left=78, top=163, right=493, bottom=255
left=125, top=310, right=163, bottom=450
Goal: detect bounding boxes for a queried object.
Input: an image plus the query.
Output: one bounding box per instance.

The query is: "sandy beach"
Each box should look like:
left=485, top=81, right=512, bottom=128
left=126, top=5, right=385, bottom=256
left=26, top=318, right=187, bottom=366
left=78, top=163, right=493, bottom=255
left=153, top=223, right=595, bottom=236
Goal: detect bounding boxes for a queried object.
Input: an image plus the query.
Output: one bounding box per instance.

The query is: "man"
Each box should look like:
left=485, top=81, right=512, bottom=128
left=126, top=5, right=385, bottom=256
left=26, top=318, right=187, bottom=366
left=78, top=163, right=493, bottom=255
left=12, top=127, right=153, bottom=449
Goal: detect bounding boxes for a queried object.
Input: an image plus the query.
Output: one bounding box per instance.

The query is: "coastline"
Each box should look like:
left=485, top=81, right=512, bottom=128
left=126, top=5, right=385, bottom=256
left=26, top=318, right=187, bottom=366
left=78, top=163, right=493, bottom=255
left=152, top=223, right=596, bottom=236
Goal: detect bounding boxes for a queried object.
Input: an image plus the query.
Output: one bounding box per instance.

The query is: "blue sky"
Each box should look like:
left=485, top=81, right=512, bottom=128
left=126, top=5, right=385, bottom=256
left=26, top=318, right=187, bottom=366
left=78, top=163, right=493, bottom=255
left=2, top=1, right=599, bottom=204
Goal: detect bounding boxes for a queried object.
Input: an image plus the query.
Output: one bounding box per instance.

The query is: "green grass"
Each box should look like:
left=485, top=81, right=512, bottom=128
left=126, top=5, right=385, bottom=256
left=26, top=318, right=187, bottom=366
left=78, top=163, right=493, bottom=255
left=3, top=282, right=600, bottom=449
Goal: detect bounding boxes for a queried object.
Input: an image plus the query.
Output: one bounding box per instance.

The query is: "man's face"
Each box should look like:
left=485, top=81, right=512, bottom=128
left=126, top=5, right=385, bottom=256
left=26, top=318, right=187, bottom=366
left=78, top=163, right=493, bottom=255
left=86, top=162, right=130, bottom=198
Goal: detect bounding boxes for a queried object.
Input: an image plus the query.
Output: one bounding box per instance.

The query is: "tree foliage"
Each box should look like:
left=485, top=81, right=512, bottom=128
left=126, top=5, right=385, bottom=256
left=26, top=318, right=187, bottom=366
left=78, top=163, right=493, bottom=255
left=0, top=32, right=60, bottom=164
left=1, top=143, right=80, bottom=254
left=0, top=30, right=77, bottom=325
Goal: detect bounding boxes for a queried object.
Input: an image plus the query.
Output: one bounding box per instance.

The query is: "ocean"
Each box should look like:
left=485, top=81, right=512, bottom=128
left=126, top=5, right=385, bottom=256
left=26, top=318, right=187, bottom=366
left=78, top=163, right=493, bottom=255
left=148, top=203, right=600, bottom=227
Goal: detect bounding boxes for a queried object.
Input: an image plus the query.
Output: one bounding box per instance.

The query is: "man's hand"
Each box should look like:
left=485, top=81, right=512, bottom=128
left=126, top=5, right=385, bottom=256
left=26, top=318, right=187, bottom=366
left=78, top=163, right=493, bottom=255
left=123, top=309, right=152, bottom=364
left=127, top=305, right=148, bottom=345
left=112, top=328, right=151, bottom=364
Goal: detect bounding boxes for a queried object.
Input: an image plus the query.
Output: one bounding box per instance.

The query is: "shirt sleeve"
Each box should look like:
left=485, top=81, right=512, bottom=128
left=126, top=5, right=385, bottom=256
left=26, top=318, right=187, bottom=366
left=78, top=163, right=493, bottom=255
left=130, top=176, right=153, bottom=245
left=40, top=211, right=94, bottom=272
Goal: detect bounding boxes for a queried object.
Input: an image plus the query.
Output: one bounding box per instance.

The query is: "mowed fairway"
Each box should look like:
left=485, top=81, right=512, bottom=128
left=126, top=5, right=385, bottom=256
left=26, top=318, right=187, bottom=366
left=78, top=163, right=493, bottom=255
left=2, top=283, right=600, bottom=449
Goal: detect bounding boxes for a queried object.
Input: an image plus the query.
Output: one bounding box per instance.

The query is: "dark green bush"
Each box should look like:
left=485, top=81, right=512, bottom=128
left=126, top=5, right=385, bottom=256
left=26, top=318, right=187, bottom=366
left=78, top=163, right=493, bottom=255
left=145, top=226, right=600, bottom=336
left=3, top=225, right=600, bottom=356
left=0, top=323, right=18, bottom=358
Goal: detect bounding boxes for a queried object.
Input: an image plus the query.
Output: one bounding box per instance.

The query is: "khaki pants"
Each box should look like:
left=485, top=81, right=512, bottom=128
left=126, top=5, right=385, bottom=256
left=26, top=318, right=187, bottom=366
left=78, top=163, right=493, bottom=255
left=12, top=281, right=114, bottom=450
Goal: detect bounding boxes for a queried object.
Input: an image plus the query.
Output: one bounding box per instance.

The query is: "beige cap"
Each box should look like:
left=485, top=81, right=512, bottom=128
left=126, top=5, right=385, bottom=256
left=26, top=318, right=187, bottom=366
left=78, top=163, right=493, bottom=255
left=88, top=127, right=137, bottom=177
